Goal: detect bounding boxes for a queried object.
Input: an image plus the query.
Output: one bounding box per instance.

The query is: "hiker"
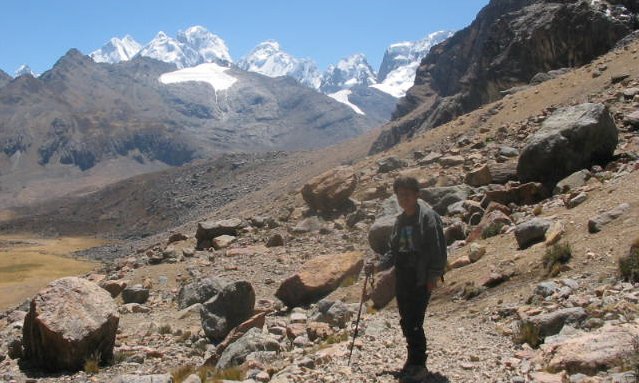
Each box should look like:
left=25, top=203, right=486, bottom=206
left=365, top=176, right=447, bottom=381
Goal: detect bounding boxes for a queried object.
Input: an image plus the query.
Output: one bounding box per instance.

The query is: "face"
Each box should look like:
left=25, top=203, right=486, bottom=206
left=395, top=187, right=419, bottom=214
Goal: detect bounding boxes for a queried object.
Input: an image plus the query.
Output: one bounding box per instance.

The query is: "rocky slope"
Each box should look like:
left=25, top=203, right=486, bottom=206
left=370, top=0, right=637, bottom=154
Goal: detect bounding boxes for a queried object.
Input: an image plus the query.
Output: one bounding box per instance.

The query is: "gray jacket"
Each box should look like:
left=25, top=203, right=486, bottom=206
left=378, top=199, right=447, bottom=287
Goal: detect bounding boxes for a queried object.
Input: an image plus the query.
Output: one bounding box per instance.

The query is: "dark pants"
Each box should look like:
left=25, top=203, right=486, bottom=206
left=396, top=266, right=431, bottom=367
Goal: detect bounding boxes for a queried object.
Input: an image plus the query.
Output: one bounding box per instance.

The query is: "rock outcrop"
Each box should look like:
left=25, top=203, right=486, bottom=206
left=370, top=0, right=632, bottom=154
left=301, top=166, right=358, bottom=212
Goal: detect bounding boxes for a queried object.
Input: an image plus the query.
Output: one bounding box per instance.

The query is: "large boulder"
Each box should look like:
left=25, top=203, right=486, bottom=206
left=514, top=218, right=552, bottom=249
left=201, top=280, right=255, bottom=342
left=216, top=327, right=281, bottom=370
left=301, top=166, right=358, bottom=212
left=541, top=324, right=639, bottom=375
left=467, top=210, right=512, bottom=242
left=520, top=307, right=587, bottom=342
left=482, top=182, right=546, bottom=207
left=420, top=186, right=472, bottom=216
left=518, top=103, right=618, bottom=185
left=196, top=218, right=244, bottom=249
left=121, top=284, right=149, bottom=304
left=275, top=252, right=364, bottom=307
left=22, top=277, right=119, bottom=372
left=368, top=196, right=402, bottom=254
left=177, top=277, right=226, bottom=310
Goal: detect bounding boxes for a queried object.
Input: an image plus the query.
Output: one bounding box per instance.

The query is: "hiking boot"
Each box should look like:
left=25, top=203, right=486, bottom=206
left=399, top=365, right=428, bottom=382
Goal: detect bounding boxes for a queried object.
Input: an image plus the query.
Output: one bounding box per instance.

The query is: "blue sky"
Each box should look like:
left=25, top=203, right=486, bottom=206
left=0, top=0, right=488, bottom=76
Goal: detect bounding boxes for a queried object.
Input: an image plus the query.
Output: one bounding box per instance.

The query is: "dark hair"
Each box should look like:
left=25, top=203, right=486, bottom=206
left=393, top=176, right=420, bottom=194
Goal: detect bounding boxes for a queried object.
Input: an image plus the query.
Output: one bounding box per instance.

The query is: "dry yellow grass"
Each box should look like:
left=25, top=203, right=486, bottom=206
left=0, top=235, right=102, bottom=309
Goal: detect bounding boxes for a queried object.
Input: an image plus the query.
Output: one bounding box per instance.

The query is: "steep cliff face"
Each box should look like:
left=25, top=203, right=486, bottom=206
left=370, top=0, right=635, bottom=154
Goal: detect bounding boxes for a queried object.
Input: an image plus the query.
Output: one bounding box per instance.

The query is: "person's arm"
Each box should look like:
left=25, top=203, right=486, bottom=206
left=424, top=213, right=447, bottom=290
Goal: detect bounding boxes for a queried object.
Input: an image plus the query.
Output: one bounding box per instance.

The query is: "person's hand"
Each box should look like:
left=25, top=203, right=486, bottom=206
left=364, top=261, right=375, bottom=277
left=426, top=280, right=438, bottom=293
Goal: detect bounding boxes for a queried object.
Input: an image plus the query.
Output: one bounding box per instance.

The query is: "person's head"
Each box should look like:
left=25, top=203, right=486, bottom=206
left=393, top=176, right=420, bottom=215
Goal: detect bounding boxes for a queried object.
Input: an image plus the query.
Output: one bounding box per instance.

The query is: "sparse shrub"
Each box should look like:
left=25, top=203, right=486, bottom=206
left=83, top=351, right=101, bottom=374
left=324, top=331, right=349, bottom=345
left=620, top=242, right=639, bottom=282
left=543, top=242, right=572, bottom=276
left=460, top=282, right=484, bottom=300
left=339, top=274, right=357, bottom=288
left=176, top=330, right=192, bottom=343
left=209, top=366, right=244, bottom=382
left=482, top=222, right=504, bottom=239
left=158, top=324, right=172, bottom=335
left=112, top=350, right=134, bottom=364
left=515, top=321, right=542, bottom=348
left=171, top=365, right=196, bottom=383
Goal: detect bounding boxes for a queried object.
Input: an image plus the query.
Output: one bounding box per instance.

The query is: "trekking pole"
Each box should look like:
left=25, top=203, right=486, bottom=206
left=348, top=271, right=373, bottom=366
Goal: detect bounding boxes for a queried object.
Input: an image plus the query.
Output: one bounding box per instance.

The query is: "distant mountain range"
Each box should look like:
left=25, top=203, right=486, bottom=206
left=86, top=25, right=453, bottom=99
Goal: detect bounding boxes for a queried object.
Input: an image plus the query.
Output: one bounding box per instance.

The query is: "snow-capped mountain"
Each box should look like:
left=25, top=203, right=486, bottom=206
left=372, top=30, right=454, bottom=98
left=319, top=54, right=377, bottom=94
left=238, top=41, right=321, bottom=89
left=137, top=31, right=201, bottom=69
left=14, top=64, right=37, bottom=78
left=90, top=35, right=142, bottom=64
left=176, top=26, right=232, bottom=65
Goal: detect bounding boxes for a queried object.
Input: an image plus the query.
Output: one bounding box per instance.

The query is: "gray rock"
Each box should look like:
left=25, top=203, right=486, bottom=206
left=177, top=277, right=226, bottom=309
left=514, top=218, right=551, bottom=249
left=292, top=216, right=326, bottom=234
left=110, top=375, right=172, bottom=383
left=216, top=327, right=281, bottom=369
left=368, top=196, right=401, bottom=254
left=196, top=218, right=244, bottom=249
left=517, top=103, right=618, bottom=185
left=535, top=281, right=560, bottom=297
left=523, top=307, right=587, bottom=340
left=499, top=146, right=519, bottom=158
left=554, top=169, right=591, bottom=195
left=201, top=280, right=255, bottom=342
left=567, top=192, right=588, bottom=209
left=325, top=300, right=353, bottom=328
left=588, top=203, right=631, bottom=233
left=377, top=156, right=407, bottom=173
left=266, top=233, right=285, bottom=247
left=420, top=186, right=472, bottom=216
left=122, top=284, right=150, bottom=304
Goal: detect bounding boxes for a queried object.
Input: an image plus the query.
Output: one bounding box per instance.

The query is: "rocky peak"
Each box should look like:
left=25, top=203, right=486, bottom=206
left=176, top=25, right=232, bottom=65
left=319, top=53, right=377, bottom=94
left=369, top=0, right=636, bottom=154
left=90, top=35, right=142, bottom=64
left=138, top=31, right=200, bottom=69
left=13, top=64, right=37, bottom=78
left=238, top=40, right=321, bottom=89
